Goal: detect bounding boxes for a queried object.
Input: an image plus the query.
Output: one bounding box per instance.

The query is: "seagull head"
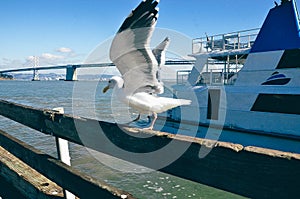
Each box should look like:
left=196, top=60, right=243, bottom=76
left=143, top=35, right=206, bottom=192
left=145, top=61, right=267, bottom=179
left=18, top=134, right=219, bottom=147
left=103, top=76, right=124, bottom=93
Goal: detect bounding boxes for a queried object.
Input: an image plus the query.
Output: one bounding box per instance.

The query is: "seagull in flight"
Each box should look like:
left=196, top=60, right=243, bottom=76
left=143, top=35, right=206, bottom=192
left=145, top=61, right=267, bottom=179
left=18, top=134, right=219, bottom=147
left=103, top=0, right=191, bottom=130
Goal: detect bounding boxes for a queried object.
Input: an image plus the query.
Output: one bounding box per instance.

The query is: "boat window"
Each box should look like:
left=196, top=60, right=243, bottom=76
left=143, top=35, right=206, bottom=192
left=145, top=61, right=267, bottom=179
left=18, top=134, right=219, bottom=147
left=251, top=94, right=300, bottom=115
left=277, top=49, right=300, bottom=69
left=207, top=89, right=221, bottom=120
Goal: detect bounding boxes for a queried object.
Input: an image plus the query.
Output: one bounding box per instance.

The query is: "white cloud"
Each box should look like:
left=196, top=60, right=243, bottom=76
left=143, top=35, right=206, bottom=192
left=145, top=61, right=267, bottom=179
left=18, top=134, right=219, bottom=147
left=41, top=53, right=64, bottom=60
left=1, top=48, right=83, bottom=71
left=56, top=47, right=73, bottom=53
left=0, top=58, right=23, bottom=70
left=26, top=56, right=35, bottom=61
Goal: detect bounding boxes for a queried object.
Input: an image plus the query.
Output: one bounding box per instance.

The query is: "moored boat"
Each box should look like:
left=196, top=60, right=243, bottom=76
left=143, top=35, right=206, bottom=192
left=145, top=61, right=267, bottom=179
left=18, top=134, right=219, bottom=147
left=166, top=0, right=300, bottom=151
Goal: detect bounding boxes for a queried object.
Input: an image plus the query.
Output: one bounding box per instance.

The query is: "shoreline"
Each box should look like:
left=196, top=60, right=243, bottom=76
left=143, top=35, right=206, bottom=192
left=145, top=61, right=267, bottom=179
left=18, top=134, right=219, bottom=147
left=0, top=78, right=13, bottom=80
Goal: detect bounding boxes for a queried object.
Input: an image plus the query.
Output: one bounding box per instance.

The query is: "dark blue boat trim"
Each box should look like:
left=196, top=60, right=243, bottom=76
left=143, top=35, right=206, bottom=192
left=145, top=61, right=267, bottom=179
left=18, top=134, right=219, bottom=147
left=251, top=94, right=300, bottom=114
left=276, top=49, right=300, bottom=69
left=251, top=0, right=300, bottom=53
left=262, top=78, right=291, bottom=85
left=267, top=74, right=286, bottom=81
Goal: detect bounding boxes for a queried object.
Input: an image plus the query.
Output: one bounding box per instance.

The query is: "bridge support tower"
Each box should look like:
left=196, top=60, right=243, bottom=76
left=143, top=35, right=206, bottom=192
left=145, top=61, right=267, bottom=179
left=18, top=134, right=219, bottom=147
left=32, top=69, right=40, bottom=81
left=65, top=65, right=77, bottom=81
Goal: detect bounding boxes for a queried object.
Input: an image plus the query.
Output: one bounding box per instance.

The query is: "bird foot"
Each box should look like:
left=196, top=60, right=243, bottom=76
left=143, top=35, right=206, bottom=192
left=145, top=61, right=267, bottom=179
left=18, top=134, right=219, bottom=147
left=125, top=114, right=141, bottom=125
left=142, top=113, right=156, bottom=130
left=128, top=115, right=151, bottom=128
left=142, top=126, right=154, bottom=131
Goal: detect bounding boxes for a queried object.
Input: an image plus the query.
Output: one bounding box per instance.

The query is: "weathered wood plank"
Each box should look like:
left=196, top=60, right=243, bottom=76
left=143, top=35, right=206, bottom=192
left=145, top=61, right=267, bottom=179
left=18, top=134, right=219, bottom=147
left=0, top=130, right=135, bottom=199
left=1, top=99, right=300, bottom=198
left=0, top=146, right=64, bottom=199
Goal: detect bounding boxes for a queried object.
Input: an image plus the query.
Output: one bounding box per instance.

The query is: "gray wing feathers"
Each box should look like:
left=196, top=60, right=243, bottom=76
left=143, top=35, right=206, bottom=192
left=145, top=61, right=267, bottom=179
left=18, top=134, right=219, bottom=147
left=152, top=37, right=170, bottom=66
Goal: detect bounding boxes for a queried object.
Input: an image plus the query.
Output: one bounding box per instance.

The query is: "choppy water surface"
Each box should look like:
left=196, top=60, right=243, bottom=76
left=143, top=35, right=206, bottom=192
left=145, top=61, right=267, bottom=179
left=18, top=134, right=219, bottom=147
left=0, top=80, right=245, bottom=199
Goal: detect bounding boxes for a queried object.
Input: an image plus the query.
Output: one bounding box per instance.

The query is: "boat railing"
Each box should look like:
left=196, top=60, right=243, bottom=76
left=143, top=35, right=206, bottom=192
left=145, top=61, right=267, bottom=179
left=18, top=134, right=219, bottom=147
left=176, top=70, right=191, bottom=85
left=192, top=28, right=260, bottom=54
left=177, top=67, right=240, bottom=86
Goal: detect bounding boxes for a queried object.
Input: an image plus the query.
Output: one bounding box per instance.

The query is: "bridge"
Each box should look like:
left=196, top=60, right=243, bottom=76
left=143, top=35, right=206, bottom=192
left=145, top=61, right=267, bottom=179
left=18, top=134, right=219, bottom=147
left=0, top=60, right=194, bottom=81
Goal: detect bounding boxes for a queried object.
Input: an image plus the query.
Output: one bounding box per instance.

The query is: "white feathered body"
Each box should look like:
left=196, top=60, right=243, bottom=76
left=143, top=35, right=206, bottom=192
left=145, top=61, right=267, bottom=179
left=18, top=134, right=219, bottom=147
left=126, top=92, right=191, bottom=115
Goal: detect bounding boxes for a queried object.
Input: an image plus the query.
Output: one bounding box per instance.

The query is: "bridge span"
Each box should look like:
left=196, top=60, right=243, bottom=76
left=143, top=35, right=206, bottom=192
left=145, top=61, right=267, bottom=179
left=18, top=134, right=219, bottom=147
left=0, top=60, right=194, bottom=81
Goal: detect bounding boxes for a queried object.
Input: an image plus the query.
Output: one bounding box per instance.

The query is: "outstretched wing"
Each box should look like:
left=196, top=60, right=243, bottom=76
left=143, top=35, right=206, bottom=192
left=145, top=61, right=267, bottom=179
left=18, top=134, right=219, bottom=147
left=152, top=37, right=170, bottom=83
left=152, top=37, right=170, bottom=67
left=109, top=0, right=163, bottom=94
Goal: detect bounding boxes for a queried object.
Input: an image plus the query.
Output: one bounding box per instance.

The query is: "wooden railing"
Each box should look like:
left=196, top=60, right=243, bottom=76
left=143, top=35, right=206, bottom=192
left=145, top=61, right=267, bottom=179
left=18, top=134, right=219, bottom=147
left=0, top=99, right=300, bottom=198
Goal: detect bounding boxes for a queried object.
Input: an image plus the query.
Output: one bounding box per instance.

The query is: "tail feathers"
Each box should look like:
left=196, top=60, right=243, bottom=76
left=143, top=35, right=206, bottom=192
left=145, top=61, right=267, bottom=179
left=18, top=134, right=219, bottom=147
left=177, top=99, right=192, bottom=106
left=153, top=97, right=191, bottom=113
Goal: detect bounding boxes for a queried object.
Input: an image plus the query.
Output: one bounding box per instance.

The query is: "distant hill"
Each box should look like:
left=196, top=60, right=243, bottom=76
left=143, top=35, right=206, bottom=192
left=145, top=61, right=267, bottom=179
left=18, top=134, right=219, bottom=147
left=78, top=74, right=113, bottom=81
left=11, top=73, right=65, bottom=81
left=3, top=72, right=114, bottom=81
left=0, top=73, right=13, bottom=80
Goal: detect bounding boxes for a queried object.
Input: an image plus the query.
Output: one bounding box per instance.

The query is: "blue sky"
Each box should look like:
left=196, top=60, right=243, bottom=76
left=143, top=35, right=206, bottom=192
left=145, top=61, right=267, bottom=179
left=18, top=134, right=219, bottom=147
left=0, top=0, right=298, bottom=70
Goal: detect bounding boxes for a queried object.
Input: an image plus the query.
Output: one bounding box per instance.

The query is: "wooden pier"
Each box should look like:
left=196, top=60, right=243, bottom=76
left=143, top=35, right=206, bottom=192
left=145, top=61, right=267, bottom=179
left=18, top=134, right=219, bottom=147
left=0, top=99, right=300, bottom=198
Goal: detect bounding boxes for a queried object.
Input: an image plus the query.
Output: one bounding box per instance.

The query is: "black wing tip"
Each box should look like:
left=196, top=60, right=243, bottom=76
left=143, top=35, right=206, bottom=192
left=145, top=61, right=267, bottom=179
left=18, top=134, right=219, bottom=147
left=117, top=0, right=160, bottom=33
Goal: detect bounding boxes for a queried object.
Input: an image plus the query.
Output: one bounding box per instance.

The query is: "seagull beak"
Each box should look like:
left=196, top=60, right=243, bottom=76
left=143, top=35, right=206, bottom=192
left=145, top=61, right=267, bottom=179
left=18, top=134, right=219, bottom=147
left=103, top=86, right=109, bottom=93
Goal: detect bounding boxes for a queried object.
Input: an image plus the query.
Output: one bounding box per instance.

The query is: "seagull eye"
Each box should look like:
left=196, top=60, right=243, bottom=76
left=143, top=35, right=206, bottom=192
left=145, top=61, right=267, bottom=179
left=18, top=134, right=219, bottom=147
left=108, top=80, right=111, bottom=83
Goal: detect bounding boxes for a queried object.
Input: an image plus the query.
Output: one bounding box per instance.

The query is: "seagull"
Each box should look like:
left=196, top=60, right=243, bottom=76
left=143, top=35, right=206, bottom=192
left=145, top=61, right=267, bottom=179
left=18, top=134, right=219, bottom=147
left=103, top=0, right=191, bottom=130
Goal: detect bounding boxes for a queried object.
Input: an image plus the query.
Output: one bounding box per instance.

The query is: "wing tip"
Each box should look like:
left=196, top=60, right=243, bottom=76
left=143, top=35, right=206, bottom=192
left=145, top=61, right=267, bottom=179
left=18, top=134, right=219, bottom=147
left=117, top=0, right=160, bottom=33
